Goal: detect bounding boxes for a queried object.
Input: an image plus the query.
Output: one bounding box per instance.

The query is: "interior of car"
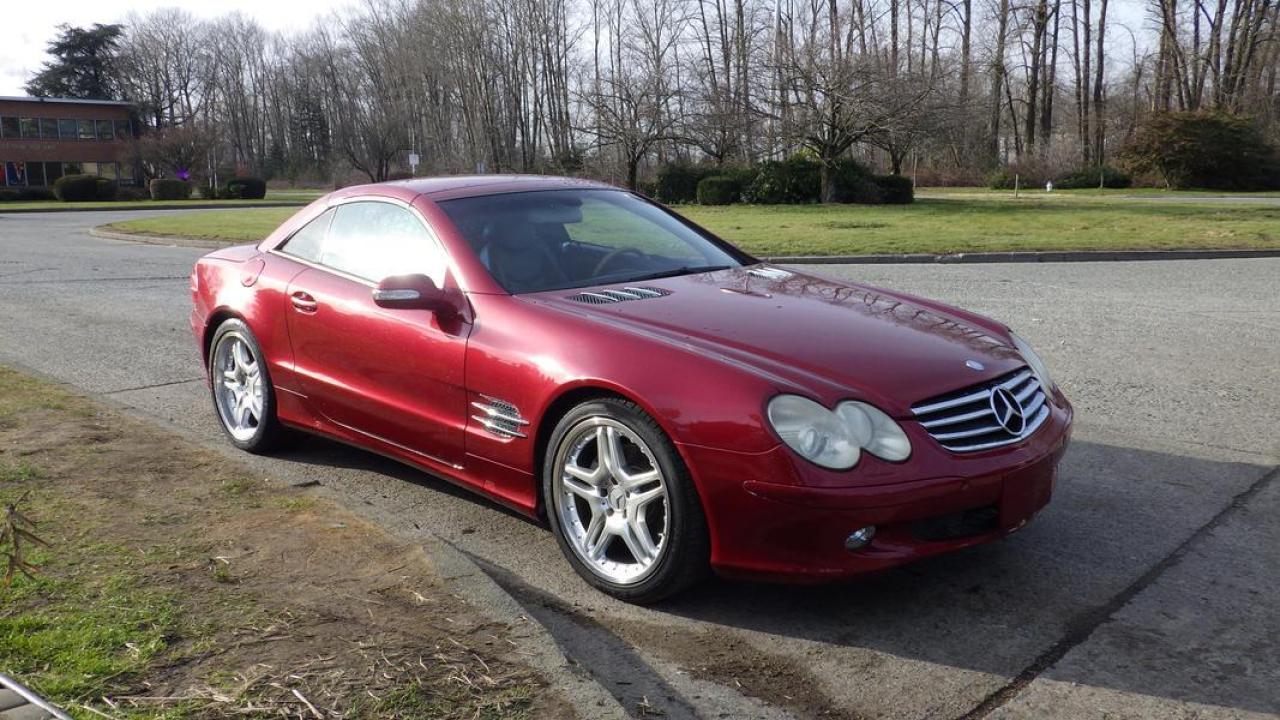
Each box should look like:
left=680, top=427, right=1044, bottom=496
left=438, top=189, right=742, bottom=293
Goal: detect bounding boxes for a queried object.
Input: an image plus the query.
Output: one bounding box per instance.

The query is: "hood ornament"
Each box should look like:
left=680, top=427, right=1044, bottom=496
left=965, top=359, right=985, bottom=371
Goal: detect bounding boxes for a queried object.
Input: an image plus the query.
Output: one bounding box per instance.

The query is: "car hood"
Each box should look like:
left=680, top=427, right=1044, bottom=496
left=533, top=265, right=1025, bottom=416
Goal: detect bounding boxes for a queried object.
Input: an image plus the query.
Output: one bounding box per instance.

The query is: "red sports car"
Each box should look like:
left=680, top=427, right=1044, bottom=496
left=190, top=176, right=1072, bottom=603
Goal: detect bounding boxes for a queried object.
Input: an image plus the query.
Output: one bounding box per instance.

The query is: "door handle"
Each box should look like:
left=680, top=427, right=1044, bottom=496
left=290, top=291, right=318, bottom=313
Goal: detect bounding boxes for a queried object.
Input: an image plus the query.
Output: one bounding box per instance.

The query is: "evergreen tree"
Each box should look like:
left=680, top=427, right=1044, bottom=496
left=25, top=24, right=125, bottom=100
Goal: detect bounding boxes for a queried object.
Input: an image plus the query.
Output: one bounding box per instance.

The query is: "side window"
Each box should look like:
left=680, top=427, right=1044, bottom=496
left=280, top=208, right=334, bottom=263
left=321, top=202, right=447, bottom=285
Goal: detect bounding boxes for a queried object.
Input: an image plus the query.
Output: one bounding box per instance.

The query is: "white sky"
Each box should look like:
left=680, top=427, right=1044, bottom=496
left=1, top=1, right=356, bottom=95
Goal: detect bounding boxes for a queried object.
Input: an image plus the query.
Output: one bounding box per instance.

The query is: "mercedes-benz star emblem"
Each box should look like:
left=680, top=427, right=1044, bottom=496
left=965, top=359, right=985, bottom=371
left=989, top=387, right=1026, bottom=435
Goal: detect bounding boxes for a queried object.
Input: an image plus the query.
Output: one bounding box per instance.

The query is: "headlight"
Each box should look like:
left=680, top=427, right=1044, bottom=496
left=835, top=401, right=912, bottom=461
left=767, top=395, right=911, bottom=470
left=1010, top=332, right=1055, bottom=390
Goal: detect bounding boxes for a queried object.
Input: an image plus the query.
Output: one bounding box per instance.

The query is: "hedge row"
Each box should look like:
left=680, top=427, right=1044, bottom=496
left=684, top=157, right=914, bottom=206
left=53, top=174, right=118, bottom=201
left=988, top=165, right=1133, bottom=190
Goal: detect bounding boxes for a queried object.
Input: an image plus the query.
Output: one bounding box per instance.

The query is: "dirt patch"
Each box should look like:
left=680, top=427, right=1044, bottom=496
left=0, top=366, right=572, bottom=719
left=611, top=617, right=863, bottom=720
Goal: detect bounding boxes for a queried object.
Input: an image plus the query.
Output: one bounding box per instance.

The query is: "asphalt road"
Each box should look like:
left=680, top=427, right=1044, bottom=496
left=1, top=209, right=1277, bottom=719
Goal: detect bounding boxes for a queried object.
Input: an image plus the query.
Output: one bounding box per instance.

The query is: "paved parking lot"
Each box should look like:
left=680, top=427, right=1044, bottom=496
left=0, top=209, right=1277, bottom=719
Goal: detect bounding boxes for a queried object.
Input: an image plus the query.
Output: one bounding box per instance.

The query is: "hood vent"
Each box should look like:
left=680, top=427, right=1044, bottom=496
left=566, top=286, right=672, bottom=304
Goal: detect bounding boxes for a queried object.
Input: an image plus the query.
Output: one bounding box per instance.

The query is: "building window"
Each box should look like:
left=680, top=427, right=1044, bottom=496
left=96, top=119, right=114, bottom=140
left=64, top=162, right=82, bottom=176
left=99, top=163, right=119, bottom=180
left=82, top=162, right=99, bottom=176
left=27, top=162, right=46, bottom=186
left=5, top=162, right=26, bottom=186
left=45, top=162, right=63, bottom=184
left=40, top=118, right=58, bottom=138
left=0, top=117, right=18, bottom=139
left=20, top=118, right=39, bottom=139
left=77, top=119, right=95, bottom=140
left=59, top=118, right=77, bottom=139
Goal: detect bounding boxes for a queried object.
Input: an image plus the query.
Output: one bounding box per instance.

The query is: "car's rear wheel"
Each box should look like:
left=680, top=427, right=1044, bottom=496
left=209, top=319, right=287, bottom=453
left=543, top=398, right=709, bottom=603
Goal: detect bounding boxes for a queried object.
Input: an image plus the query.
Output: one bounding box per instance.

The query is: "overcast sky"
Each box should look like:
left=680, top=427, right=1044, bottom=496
left=1, top=1, right=355, bottom=95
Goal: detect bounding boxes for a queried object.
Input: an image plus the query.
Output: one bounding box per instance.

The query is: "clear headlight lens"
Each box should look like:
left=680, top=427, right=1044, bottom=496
left=766, top=395, right=861, bottom=470
left=1010, top=332, right=1055, bottom=390
left=767, top=395, right=911, bottom=470
left=836, top=401, right=912, bottom=461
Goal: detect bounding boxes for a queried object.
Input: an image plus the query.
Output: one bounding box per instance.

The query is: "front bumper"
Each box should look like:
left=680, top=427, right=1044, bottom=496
left=679, top=400, right=1073, bottom=581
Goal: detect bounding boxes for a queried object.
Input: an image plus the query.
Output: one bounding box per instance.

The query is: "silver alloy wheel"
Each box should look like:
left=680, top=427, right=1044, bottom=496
left=553, top=417, right=669, bottom=585
left=212, top=333, right=265, bottom=442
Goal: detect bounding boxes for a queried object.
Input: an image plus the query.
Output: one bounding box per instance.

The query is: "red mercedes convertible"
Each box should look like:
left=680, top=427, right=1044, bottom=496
left=190, top=175, right=1072, bottom=602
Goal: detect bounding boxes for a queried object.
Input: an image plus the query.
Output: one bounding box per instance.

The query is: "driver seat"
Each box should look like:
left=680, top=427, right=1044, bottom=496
left=479, top=218, right=568, bottom=293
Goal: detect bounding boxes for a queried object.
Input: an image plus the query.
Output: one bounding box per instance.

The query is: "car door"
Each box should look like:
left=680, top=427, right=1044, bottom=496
left=280, top=198, right=470, bottom=467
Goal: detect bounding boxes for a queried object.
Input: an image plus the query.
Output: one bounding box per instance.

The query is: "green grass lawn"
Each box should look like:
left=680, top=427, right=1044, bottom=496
left=0, top=189, right=322, bottom=212
left=100, top=190, right=1280, bottom=255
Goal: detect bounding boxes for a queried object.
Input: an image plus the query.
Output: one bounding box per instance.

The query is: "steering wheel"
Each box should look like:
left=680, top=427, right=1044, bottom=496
left=592, top=248, right=648, bottom=277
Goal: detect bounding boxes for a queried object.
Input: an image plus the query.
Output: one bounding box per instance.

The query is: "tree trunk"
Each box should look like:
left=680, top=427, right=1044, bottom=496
left=987, top=0, right=1010, bottom=165
left=1092, top=0, right=1108, bottom=163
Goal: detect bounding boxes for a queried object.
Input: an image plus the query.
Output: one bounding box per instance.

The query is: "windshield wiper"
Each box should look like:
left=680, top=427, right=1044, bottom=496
left=618, top=264, right=734, bottom=284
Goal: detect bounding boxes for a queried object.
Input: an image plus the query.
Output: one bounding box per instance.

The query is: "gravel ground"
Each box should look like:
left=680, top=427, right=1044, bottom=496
left=0, top=209, right=1277, bottom=719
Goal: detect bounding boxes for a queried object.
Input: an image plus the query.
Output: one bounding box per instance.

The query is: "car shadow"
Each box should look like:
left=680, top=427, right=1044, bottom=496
left=268, top=432, right=1276, bottom=716
left=651, top=439, right=1276, bottom=715
left=272, top=432, right=543, bottom=526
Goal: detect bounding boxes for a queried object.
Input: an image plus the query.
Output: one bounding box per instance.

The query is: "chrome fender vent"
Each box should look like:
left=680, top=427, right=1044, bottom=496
left=471, top=395, right=529, bottom=439
left=566, top=286, right=672, bottom=304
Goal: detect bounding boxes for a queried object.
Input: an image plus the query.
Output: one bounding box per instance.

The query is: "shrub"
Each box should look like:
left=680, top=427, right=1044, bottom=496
left=225, top=176, right=267, bottom=200
left=0, top=189, right=20, bottom=202
left=873, top=174, right=915, bottom=204
left=196, top=184, right=220, bottom=200
left=149, top=178, right=192, bottom=200
left=987, top=167, right=1020, bottom=190
left=742, top=156, right=821, bottom=204
left=828, top=159, right=880, bottom=203
left=7, top=187, right=56, bottom=201
left=116, top=186, right=148, bottom=201
left=1053, top=165, right=1132, bottom=189
left=634, top=179, right=658, bottom=198
left=385, top=170, right=414, bottom=181
left=94, top=178, right=118, bottom=201
left=696, top=176, right=740, bottom=205
left=53, top=174, right=102, bottom=202
left=1120, top=111, right=1280, bottom=190
left=656, top=163, right=718, bottom=204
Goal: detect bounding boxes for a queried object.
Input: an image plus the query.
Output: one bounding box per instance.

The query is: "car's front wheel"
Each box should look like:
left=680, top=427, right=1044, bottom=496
left=543, top=398, right=709, bottom=603
left=208, top=318, right=287, bottom=453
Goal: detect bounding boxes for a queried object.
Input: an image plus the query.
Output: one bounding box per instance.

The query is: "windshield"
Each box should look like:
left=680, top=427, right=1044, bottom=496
left=438, top=189, right=747, bottom=294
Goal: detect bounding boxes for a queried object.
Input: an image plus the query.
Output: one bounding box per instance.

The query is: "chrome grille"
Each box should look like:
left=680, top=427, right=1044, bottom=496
left=566, top=286, right=671, bottom=304
left=471, top=395, right=529, bottom=439
left=911, top=367, right=1050, bottom=452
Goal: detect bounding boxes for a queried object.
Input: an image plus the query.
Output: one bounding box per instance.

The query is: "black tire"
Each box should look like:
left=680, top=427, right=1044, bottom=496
left=542, top=398, right=710, bottom=603
left=207, top=318, right=289, bottom=453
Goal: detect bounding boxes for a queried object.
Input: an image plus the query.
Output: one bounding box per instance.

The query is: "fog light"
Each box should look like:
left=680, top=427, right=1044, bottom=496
left=844, top=525, right=876, bottom=551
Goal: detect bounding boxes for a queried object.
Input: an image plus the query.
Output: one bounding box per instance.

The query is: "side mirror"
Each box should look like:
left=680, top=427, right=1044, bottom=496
left=373, top=274, right=456, bottom=317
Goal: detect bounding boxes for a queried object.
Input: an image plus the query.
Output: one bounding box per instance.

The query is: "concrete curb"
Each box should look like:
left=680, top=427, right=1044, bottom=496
left=0, top=201, right=304, bottom=214
left=421, top=534, right=630, bottom=720
left=90, top=226, right=234, bottom=249
left=766, top=248, right=1280, bottom=264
